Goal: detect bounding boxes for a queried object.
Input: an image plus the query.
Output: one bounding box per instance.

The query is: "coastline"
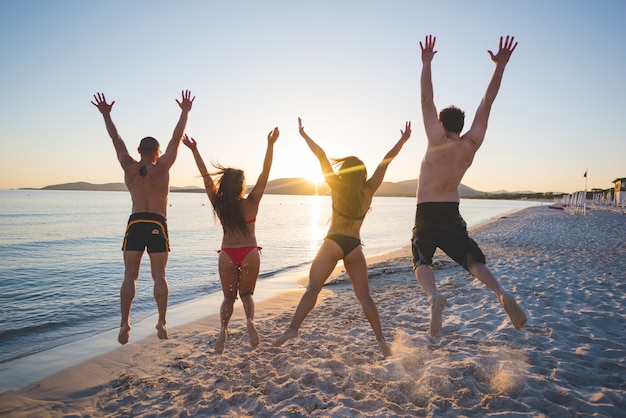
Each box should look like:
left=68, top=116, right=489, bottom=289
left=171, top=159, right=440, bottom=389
left=2, top=205, right=624, bottom=416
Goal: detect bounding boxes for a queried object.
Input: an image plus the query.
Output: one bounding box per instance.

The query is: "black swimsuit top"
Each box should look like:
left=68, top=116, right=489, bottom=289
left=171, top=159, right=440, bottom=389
left=332, top=206, right=367, bottom=221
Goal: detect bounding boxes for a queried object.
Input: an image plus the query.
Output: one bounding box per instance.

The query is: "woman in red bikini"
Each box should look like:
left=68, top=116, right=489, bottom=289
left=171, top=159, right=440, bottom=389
left=183, top=128, right=279, bottom=353
left=273, top=118, right=410, bottom=357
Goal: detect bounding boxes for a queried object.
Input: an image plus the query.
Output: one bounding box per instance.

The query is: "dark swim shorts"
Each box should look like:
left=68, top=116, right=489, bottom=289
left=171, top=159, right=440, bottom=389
left=122, top=212, right=170, bottom=253
left=411, top=202, right=485, bottom=271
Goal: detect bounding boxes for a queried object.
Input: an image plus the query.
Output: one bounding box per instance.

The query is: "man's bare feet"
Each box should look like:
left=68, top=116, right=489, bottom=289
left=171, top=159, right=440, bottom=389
left=272, top=329, right=298, bottom=347
left=378, top=340, right=392, bottom=358
left=247, top=320, right=260, bottom=350
left=156, top=323, right=169, bottom=340
left=499, top=293, right=527, bottom=330
left=118, top=324, right=131, bottom=345
left=429, top=293, right=447, bottom=337
left=215, top=329, right=228, bottom=354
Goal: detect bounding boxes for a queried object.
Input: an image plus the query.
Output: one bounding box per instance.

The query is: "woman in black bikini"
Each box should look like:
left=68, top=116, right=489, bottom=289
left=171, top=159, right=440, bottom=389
left=273, top=118, right=410, bottom=357
left=183, top=128, right=279, bottom=353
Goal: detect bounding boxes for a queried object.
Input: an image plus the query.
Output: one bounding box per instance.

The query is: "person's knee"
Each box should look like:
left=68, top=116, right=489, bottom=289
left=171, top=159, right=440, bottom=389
left=354, top=289, right=373, bottom=304
left=152, top=275, right=168, bottom=290
left=239, top=291, right=254, bottom=300
left=305, top=281, right=324, bottom=295
left=222, top=296, right=237, bottom=306
left=123, top=269, right=140, bottom=281
left=464, top=252, right=486, bottom=272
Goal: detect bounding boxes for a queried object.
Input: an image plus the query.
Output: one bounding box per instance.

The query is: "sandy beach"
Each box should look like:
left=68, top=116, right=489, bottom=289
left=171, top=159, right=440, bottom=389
left=0, top=205, right=624, bottom=417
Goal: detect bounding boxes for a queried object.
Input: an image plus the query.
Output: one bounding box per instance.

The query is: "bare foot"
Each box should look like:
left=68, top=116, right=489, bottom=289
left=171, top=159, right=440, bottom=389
left=500, top=293, right=527, bottom=330
left=118, top=324, right=131, bottom=345
left=247, top=320, right=260, bottom=350
left=215, top=329, right=228, bottom=354
left=429, top=294, right=447, bottom=337
left=378, top=340, right=392, bottom=358
left=272, top=329, right=298, bottom=347
left=156, top=323, right=169, bottom=340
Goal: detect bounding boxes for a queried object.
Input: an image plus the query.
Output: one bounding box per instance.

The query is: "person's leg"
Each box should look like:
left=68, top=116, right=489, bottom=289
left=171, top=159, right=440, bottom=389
left=119, top=250, right=143, bottom=344
left=415, top=264, right=438, bottom=298
left=239, top=249, right=261, bottom=349
left=343, top=248, right=391, bottom=357
left=466, top=255, right=527, bottom=330
left=411, top=215, right=446, bottom=337
left=415, top=264, right=446, bottom=337
left=148, top=251, right=170, bottom=339
left=273, top=240, right=341, bottom=346
left=465, top=252, right=505, bottom=295
left=216, top=251, right=240, bottom=353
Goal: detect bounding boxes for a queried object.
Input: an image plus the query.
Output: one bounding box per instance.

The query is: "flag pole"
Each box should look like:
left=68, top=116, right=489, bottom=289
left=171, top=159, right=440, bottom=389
left=583, top=168, right=589, bottom=215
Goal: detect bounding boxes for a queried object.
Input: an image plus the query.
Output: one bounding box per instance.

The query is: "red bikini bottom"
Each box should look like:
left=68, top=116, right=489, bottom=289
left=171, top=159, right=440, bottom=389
left=218, top=246, right=262, bottom=268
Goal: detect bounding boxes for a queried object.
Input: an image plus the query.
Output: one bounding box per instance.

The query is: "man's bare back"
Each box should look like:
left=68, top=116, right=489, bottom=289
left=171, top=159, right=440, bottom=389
left=417, top=134, right=478, bottom=203
left=125, top=159, right=171, bottom=217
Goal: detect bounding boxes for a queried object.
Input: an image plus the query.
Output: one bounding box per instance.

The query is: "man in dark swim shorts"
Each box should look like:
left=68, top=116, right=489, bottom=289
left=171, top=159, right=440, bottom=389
left=411, top=202, right=485, bottom=270
left=412, top=35, right=526, bottom=337
left=92, top=90, right=194, bottom=345
left=123, top=212, right=170, bottom=253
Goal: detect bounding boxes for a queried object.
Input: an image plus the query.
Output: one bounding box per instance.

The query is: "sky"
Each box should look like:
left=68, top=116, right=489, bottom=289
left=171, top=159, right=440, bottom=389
left=0, top=1, right=624, bottom=194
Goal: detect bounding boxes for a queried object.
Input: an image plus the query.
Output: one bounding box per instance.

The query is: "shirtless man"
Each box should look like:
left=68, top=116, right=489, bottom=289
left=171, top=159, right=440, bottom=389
left=412, top=35, right=526, bottom=337
left=92, top=90, right=194, bottom=344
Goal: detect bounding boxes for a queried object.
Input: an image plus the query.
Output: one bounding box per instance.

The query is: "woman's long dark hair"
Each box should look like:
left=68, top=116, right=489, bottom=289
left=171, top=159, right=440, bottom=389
left=211, top=164, right=249, bottom=236
left=331, top=156, right=367, bottom=221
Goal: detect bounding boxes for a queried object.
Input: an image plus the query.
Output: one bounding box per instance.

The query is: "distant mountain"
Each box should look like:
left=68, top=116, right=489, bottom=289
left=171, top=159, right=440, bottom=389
left=265, top=178, right=327, bottom=195
left=30, top=179, right=487, bottom=197
left=41, top=182, right=128, bottom=192
left=458, top=183, right=485, bottom=197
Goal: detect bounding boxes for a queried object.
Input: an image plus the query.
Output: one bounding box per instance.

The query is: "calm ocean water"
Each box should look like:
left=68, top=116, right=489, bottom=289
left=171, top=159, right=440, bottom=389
left=0, top=190, right=539, bottom=365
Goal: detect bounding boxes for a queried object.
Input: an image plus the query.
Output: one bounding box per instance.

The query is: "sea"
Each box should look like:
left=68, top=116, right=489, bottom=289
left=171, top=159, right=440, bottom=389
left=0, top=189, right=540, bottom=390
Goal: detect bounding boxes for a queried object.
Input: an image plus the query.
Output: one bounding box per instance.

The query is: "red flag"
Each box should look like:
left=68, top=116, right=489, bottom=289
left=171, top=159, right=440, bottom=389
left=583, top=170, right=587, bottom=178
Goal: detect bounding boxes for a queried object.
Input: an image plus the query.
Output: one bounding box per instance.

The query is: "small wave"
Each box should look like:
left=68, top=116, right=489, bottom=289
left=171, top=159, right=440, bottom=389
left=0, top=320, right=71, bottom=340
left=258, top=261, right=311, bottom=280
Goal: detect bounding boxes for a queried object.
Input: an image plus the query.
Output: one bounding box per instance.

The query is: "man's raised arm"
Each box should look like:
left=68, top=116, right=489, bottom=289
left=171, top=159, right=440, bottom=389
left=92, top=92, right=133, bottom=167
left=420, top=35, right=442, bottom=141
left=161, top=90, right=195, bottom=166
left=465, top=36, right=518, bottom=146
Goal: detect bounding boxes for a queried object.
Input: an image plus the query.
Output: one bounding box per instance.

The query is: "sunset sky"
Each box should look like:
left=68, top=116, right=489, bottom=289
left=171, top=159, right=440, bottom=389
left=0, top=1, right=624, bottom=193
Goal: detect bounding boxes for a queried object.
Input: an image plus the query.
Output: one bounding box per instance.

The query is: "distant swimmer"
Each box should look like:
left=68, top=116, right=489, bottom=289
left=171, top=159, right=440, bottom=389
left=412, top=35, right=527, bottom=336
left=92, top=90, right=194, bottom=344
left=183, top=128, right=279, bottom=354
left=273, top=117, right=411, bottom=357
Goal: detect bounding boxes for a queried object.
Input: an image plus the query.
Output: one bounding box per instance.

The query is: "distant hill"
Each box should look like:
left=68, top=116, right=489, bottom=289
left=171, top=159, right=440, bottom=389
left=40, top=182, right=128, bottom=192
left=31, top=179, right=487, bottom=197
left=265, top=178, right=327, bottom=195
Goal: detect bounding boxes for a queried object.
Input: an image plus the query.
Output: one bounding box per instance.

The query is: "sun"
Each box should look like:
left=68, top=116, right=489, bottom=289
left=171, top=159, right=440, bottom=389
left=275, top=159, right=327, bottom=193
left=294, top=159, right=326, bottom=186
left=305, top=169, right=326, bottom=186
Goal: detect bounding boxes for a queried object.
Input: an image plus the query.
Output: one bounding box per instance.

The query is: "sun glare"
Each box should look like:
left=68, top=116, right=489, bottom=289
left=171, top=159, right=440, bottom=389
left=306, top=170, right=326, bottom=186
